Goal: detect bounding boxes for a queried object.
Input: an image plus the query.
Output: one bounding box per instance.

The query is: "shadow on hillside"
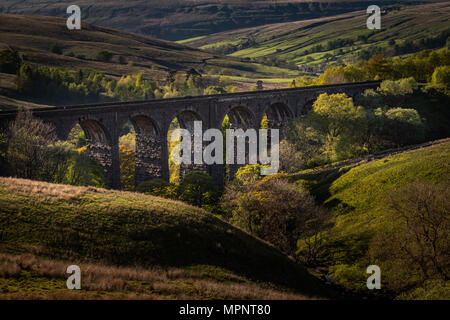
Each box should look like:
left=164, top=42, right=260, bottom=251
left=293, top=166, right=353, bottom=204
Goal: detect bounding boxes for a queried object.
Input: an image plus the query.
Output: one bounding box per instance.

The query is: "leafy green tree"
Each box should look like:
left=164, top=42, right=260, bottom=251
left=65, top=146, right=106, bottom=188
left=308, top=93, right=367, bottom=161
left=177, top=171, right=219, bottom=208
left=379, top=77, right=418, bottom=96
left=137, top=178, right=176, bottom=198
left=431, top=65, right=450, bottom=89
left=222, top=173, right=328, bottom=256
left=0, top=50, right=21, bottom=74
left=95, top=50, right=113, bottom=62
left=384, top=107, right=424, bottom=146
left=6, top=110, right=57, bottom=180
left=203, top=86, right=226, bottom=95
left=50, top=43, right=63, bottom=55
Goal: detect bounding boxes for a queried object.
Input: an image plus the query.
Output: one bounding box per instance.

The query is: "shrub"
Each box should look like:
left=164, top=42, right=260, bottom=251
left=50, top=43, right=63, bottom=55
left=328, top=264, right=367, bottom=292
left=384, top=107, right=424, bottom=146
left=0, top=49, right=21, bottom=74
left=6, top=110, right=57, bottom=180
left=177, top=171, right=219, bottom=207
left=378, top=77, right=418, bottom=96
left=431, top=65, right=450, bottom=89
left=95, top=50, right=113, bottom=62
left=222, top=172, right=328, bottom=256
left=279, top=140, right=306, bottom=173
left=203, top=86, right=226, bottom=95
left=136, top=178, right=176, bottom=198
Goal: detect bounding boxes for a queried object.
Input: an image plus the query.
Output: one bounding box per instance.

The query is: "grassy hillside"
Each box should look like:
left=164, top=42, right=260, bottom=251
left=183, top=2, right=450, bottom=69
left=293, top=139, right=450, bottom=298
left=0, top=14, right=298, bottom=79
left=0, top=14, right=301, bottom=107
left=0, top=1, right=437, bottom=41
left=0, top=177, right=328, bottom=299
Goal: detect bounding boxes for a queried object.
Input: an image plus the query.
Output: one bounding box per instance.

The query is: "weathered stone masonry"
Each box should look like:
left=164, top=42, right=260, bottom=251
left=0, top=81, right=381, bottom=189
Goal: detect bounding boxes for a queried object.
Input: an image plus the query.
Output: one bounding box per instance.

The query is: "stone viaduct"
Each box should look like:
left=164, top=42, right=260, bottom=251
left=0, top=81, right=381, bottom=189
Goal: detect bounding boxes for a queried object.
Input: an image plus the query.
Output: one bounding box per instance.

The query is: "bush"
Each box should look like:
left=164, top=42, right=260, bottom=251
left=6, top=110, right=57, bottom=180
left=379, top=78, right=418, bottom=96
left=137, top=178, right=176, bottom=198
left=50, top=43, right=63, bottom=55
left=177, top=171, right=219, bottom=208
left=431, top=66, right=450, bottom=89
left=0, top=49, right=21, bottom=74
left=95, top=50, right=113, bottom=62
left=222, top=172, right=328, bottom=256
left=384, top=107, right=424, bottom=146
left=328, top=264, right=367, bottom=292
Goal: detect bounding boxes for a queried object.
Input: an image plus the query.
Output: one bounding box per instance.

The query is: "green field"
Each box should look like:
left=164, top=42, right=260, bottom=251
left=184, top=2, right=450, bottom=68
left=0, top=177, right=329, bottom=299
left=292, top=139, right=450, bottom=299
left=0, top=14, right=297, bottom=81
left=1, top=0, right=434, bottom=41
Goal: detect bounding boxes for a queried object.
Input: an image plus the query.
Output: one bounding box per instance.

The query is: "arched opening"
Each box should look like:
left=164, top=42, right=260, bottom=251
left=302, top=99, right=315, bottom=115
left=64, top=121, right=109, bottom=188
left=167, top=110, right=205, bottom=184
left=222, top=106, right=255, bottom=180
left=264, top=103, right=293, bottom=129
left=129, top=115, right=162, bottom=189
left=118, top=121, right=136, bottom=191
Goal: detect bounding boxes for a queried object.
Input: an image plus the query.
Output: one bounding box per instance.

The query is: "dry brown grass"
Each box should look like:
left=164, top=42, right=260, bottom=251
left=0, top=253, right=313, bottom=300
left=2, top=177, right=89, bottom=202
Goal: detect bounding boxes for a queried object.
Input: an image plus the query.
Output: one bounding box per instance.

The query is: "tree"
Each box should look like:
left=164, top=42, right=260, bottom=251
left=279, top=140, right=305, bottom=173
left=379, top=77, right=418, bottom=96
left=136, top=178, right=176, bottom=199
left=431, top=66, right=450, bottom=89
left=308, top=93, right=367, bottom=161
left=65, top=146, right=106, bottom=188
left=384, top=107, right=424, bottom=146
left=370, top=182, right=450, bottom=291
left=203, top=86, right=226, bottom=95
left=0, top=49, right=21, bottom=74
left=6, top=110, right=57, bottom=180
left=119, top=144, right=135, bottom=191
left=222, top=172, right=328, bottom=256
left=50, top=43, right=63, bottom=55
left=177, top=171, right=219, bottom=208
left=95, top=50, right=113, bottom=62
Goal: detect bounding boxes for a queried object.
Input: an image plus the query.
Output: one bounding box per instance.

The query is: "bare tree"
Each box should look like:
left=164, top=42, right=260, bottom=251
left=371, top=182, right=450, bottom=290
left=7, top=110, right=57, bottom=180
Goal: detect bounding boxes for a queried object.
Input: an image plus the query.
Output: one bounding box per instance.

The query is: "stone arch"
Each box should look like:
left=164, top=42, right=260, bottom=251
left=168, top=110, right=207, bottom=182
left=264, top=102, right=293, bottom=129
left=222, top=106, right=257, bottom=180
left=223, top=106, right=255, bottom=130
left=129, top=115, right=163, bottom=187
left=68, top=118, right=116, bottom=188
left=301, top=99, right=316, bottom=115
left=79, top=119, right=110, bottom=144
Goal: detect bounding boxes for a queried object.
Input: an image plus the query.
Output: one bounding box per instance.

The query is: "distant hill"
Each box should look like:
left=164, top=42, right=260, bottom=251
left=181, top=2, right=450, bottom=69
left=0, top=177, right=329, bottom=299
left=0, top=14, right=297, bottom=78
left=0, top=13, right=300, bottom=108
left=0, top=0, right=442, bottom=41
